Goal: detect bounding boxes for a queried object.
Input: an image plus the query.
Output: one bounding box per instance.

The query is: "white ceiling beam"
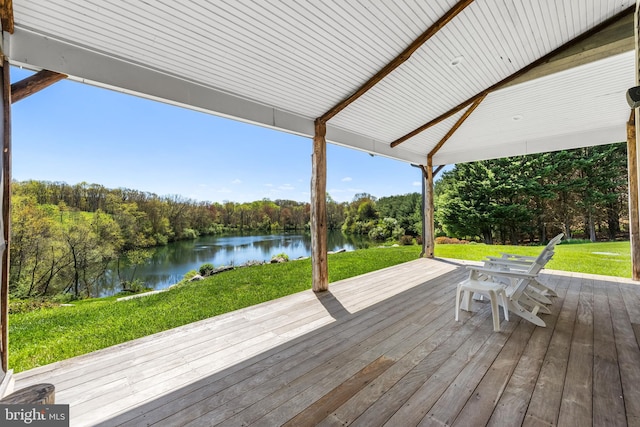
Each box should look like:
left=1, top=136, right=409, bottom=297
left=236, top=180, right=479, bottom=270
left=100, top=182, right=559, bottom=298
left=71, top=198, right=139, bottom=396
left=6, top=28, right=425, bottom=165
left=433, top=125, right=625, bottom=165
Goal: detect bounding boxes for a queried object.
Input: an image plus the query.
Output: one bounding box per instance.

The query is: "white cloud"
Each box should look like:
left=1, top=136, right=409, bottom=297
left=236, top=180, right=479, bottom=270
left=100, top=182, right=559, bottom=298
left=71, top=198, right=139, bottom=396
left=279, top=184, right=295, bottom=191
left=231, top=179, right=242, bottom=184
left=412, top=181, right=421, bottom=187
left=341, top=176, right=352, bottom=182
left=264, top=183, right=274, bottom=187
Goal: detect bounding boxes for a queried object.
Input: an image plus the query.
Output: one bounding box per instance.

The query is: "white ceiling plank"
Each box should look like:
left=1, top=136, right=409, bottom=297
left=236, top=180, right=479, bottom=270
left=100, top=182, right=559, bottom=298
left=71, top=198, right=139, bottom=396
left=8, top=0, right=637, bottom=167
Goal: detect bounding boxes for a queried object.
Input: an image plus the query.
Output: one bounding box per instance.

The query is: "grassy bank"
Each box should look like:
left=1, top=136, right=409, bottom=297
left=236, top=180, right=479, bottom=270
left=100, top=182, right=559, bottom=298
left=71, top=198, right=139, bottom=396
left=9, top=246, right=421, bottom=372
left=9, top=241, right=632, bottom=372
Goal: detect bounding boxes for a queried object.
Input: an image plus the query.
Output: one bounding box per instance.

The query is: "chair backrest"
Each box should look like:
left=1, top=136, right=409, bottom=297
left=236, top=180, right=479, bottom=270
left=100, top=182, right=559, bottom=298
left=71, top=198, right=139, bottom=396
left=529, top=249, right=554, bottom=273
left=506, top=250, right=555, bottom=300
left=546, top=233, right=564, bottom=250
left=529, top=233, right=563, bottom=266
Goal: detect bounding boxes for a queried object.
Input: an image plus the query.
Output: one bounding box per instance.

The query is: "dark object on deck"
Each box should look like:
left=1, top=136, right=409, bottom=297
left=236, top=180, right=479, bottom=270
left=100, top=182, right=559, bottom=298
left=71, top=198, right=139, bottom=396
left=0, top=383, right=55, bottom=404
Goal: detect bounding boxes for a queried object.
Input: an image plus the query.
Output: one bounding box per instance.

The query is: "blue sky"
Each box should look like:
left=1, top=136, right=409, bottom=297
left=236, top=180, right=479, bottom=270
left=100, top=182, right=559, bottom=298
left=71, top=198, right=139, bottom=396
left=11, top=67, right=423, bottom=204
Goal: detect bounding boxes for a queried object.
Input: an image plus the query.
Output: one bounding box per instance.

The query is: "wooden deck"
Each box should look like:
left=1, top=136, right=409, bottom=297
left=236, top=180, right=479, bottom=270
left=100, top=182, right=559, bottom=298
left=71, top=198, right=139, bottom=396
left=12, top=258, right=640, bottom=426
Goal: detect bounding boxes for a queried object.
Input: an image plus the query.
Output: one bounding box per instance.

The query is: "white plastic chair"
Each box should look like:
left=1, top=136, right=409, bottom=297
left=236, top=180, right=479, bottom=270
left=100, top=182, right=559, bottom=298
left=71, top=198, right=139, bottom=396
left=456, top=250, right=553, bottom=331
left=455, top=273, right=509, bottom=332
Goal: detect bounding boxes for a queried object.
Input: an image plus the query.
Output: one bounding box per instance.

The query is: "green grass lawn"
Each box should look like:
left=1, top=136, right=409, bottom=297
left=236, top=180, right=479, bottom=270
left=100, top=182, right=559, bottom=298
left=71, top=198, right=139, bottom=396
left=9, top=246, right=422, bottom=372
left=8, top=241, right=632, bottom=373
left=434, top=240, right=631, bottom=278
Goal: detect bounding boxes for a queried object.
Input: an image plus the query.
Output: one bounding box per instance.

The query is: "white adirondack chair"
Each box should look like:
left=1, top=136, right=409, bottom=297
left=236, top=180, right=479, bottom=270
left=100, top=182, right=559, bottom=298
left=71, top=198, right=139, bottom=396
left=483, top=233, right=563, bottom=301
left=455, top=249, right=554, bottom=331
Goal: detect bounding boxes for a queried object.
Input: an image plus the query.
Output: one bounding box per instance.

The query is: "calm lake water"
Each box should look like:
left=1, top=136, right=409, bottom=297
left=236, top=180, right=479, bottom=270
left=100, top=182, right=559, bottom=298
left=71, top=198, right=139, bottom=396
left=96, top=231, right=373, bottom=297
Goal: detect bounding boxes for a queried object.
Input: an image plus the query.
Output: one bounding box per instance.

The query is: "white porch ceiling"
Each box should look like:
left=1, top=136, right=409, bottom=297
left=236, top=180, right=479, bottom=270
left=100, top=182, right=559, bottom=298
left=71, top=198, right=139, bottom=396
left=5, top=0, right=636, bottom=166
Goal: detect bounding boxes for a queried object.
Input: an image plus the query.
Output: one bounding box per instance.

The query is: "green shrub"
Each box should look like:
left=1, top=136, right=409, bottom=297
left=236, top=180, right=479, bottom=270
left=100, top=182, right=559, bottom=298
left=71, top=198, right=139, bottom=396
left=368, top=218, right=404, bottom=242
left=205, top=224, right=225, bottom=235
left=399, top=235, right=414, bottom=245
left=182, top=228, right=200, bottom=239
left=271, top=253, right=289, bottom=262
left=559, top=238, right=591, bottom=245
left=154, top=233, right=169, bottom=246
left=199, top=263, right=215, bottom=276
left=435, top=236, right=468, bottom=244
left=9, top=299, right=58, bottom=314
left=120, top=279, right=147, bottom=293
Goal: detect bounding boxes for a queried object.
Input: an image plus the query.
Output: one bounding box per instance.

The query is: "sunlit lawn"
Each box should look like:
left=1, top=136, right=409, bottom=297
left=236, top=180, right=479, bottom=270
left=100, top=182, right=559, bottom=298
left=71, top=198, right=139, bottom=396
left=434, top=240, right=631, bottom=278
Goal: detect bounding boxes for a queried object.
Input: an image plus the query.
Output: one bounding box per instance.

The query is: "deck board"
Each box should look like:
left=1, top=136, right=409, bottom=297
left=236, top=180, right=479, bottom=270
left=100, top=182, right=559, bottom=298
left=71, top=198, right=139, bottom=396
left=11, top=257, right=640, bottom=427
left=486, top=273, right=570, bottom=427
left=592, top=280, right=626, bottom=427
left=557, top=278, right=594, bottom=426
left=608, top=283, right=640, bottom=426
left=523, top=274, right=582, bottom=427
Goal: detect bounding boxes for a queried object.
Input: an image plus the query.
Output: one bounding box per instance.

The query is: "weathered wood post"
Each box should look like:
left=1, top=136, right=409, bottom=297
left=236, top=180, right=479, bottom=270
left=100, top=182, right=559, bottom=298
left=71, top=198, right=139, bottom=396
left=0, top=54, right=10, bottom=374
left=311, top=119, right=328, bottom=292
left=628, top=111, right=640, bottom=281
left=423, top=159, right=435, bottom=258
left=632, top=0, right=640, bottom=281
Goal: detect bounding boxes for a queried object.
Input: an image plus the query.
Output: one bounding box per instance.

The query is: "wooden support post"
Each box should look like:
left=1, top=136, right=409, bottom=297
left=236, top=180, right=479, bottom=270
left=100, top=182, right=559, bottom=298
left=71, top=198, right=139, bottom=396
left=311, top=119, right=328, bottom=292
left=419, top=166, right=427, bottom=257
left=632, top=0, right=640, bottom=281
left=422, top=159, right=435, bottom=258
left=0, top=57, right=9, bottom=371
left=628, top=111, right=640, bottom=281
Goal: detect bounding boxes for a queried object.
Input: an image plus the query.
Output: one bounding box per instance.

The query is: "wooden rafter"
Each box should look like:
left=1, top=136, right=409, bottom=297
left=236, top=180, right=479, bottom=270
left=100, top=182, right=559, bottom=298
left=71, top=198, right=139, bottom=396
left=505, top=12, right=633, bottom=88
left=391, top=5, right=635, bottom=148
left=319, top=0, right=473, bottom=123
left=311, top=0, right=473, bottom=290
left=433, top=165, right=445, bottom=177
left=0, top=0, right=12, bottom=34
left=427, top=93, right=486, bottom=160
left=11, top=70, right=67, bottom=103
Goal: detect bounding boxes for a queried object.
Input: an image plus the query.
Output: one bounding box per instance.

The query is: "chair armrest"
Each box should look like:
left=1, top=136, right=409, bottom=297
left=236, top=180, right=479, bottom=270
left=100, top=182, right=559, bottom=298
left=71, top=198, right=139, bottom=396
left=498, top=253, right=537, bottom=261
left=466, top=265, right=537, bottom=279
left=485, top=257, right=533, bottom=266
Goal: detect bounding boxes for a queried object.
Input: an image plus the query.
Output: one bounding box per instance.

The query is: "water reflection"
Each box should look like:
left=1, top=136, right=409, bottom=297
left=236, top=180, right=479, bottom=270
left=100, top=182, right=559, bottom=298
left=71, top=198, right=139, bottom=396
left=96, top=231, right=372, bottom=297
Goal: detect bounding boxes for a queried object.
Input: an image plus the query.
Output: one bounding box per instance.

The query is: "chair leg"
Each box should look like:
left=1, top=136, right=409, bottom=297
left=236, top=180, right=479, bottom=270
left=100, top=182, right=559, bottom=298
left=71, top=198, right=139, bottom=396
left=519, top=292, right=551, bottom=315
left=488, top=290, right=501, bottom=332
left=455, top=284, right=462, bottom=321
left=532, top=279, right=557, bottom=297
left=526, top=288, right=553, bottom=305
left=460, top=289, right=473, bottom=311
left=508, top=300, right=546, bottom=327
left=499, top=291, right=509, bottom=322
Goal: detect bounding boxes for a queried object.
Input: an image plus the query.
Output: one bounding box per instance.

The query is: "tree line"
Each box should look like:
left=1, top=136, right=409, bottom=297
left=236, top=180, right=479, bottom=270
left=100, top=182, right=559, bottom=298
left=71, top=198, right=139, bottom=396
left=9, top=180, right=423, bottom=298
left=9, top=181, right=329, bottom=298
left=9, top=141, right=629, bottom=298
left=434, top=142, right=628, bottom=244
